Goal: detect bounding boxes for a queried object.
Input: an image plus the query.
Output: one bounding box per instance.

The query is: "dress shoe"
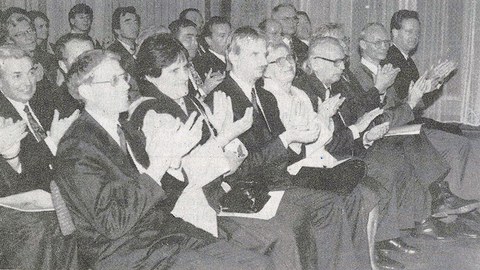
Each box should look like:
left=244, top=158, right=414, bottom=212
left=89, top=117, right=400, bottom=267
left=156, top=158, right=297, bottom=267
left=430, top=181, right=480, bottom=218
left=439, top=220, right=480, bottom=239
left=414, top=218, right=446, bottom=240
left=458, top=211, right=480, bottom=231
left=376, top=238, right=419, bottom=255
left=374, top=249, right=405, bottom=270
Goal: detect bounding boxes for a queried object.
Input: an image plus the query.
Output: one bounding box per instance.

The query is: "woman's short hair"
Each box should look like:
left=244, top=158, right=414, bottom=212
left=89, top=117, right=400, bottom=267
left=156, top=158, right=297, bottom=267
left=136, top=33, right=188, bottom=79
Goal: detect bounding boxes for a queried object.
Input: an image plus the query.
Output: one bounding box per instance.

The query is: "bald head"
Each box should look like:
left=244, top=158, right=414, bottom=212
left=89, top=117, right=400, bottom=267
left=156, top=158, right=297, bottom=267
left=307, top=37, right=346, bottom=86
left=272, top=4, right=298, bottom=37
left=359, top=23, right=391, bottom=64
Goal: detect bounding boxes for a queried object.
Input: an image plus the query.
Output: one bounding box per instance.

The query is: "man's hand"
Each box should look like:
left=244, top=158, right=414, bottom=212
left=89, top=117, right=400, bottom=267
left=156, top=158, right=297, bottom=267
left=407, top=73, right=431, bottom=109
left=354, top=108, right=384, bottom=133
left=365, top=122, right=390, bottom=142
left=48, top=109, right=80, bottom=147
left=313, top=108, right=334, bottom=147
left=205, top=91, right=253, bottom=146
left=0, top=117, right=27, bottom=158
left=427, top=60, right=457, bottom=90
left=317, top=93, right=345, bottom=118
left=202, top=69, right=225, bottom=96
left=374, top=64, right=400, bottom=94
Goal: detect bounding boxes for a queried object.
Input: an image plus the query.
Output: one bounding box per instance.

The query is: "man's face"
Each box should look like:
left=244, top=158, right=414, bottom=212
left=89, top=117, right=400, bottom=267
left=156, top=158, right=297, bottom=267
left=206, top=23, right=230, bottom=55
left=265, top=45, right=296, bottom=83
left=81, top=59, right=130, bottom=114
left=265, top=20, right=283, bottom=44
left=62, top=39, right=94, bottom=71
left=273, top=6, right=298, bottom=36
left=154, top=54, right=190, bottom=100
left=0, top=57, right=36, bottom=103
left=309, top=42, right=346, bottom=85
left=116, top=12, right=140, bottom=40
left=361, top=25, right=391, bottom=63
left=392, top=18, right=420, bottom=53
left=185, top=11, right=204, bottom=33
left=33, top=17, right=49, bottom=41
left=177, top=26, right=198, bottom=60
left=230, top=39, right=267, bottom=82
left=70, top=13, right=92, bottom=33
left=296, top=14, right=311, bottom=40
left=8, top=20, right=37, bottom=53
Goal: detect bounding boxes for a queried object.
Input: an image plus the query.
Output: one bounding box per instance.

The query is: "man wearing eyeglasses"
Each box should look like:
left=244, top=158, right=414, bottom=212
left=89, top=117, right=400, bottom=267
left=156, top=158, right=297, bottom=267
left=272, top=4, right=308, bottom=70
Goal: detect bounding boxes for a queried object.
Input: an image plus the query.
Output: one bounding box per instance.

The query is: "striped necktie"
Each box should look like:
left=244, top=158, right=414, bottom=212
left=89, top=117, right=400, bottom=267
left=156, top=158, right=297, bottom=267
left=24, top=105, right=47, bottom=142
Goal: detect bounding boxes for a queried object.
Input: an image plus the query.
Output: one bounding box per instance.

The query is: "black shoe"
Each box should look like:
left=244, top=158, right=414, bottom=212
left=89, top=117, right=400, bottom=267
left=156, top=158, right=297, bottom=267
left=439, top=220, right=480, bottom=239
left=374, top=249, right=405, bottom=270
left=414, top=218, right=446, bottom=240
left=430, top=181, right=480, bottom=218
left=376, top=238, right=419, bottom=255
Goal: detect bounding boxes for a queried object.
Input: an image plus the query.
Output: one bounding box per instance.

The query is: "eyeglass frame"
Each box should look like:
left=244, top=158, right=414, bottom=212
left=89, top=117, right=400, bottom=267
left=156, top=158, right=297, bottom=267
left=361, top=39, right=392, bottom=48
left=311, top=56, right=349, bottom=68
left=268, top=54, right=296, bottom=66
left=89, top=72, right=131, bottom=87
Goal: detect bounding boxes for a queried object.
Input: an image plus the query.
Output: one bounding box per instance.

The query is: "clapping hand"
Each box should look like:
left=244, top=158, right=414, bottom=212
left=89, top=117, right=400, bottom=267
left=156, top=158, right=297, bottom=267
left=48, top=109, right=80, bottom=147
left=365, top=122, right=390, bottom=142
left=205, top=91, right=253, bottom=147
left=407, top=72, right=431, bottom=108
left=282, top=100, right=321, bottom=145
left=374, top=64, right=400, bottom=94
left=354, top=108, right=384, bottom=133
left=0, top=117, right=27, bottom=158
left=427, top=59, right=457, bottom=90
left=202, top=69, right=226, bottom=96
left=317, top=93, right=345, bottom=118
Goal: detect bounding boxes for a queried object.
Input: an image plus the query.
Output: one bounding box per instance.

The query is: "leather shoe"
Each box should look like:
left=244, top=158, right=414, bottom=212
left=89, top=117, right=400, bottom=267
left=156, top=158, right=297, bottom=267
left=414, top=218, right=446, bottom=240
left=430, top=182, right=480, bottom=218
left=376, top=238, right=419, bottom=254
left=374, top=249, right=405, bottom=270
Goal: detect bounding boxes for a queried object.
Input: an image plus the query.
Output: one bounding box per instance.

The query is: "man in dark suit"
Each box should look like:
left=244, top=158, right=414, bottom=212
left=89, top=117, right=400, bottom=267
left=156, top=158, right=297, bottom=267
left=208, top=26, right=373, bottom=270
left=179, top=8, right=208, bottom=56
left=67, top=4, right=102, bottom=49
left=0, top=44, right=79, bottom=269
left=170, top=18, right=225, bottom=99
left=55, top=49, right=271, bottom=270
left=382, top=10, right=480, bottom=218
left=108, top=6, right=140, bottom=80
left=272, top=4, right=309, bottom=69
left=193, top=16, right=230, bottom=81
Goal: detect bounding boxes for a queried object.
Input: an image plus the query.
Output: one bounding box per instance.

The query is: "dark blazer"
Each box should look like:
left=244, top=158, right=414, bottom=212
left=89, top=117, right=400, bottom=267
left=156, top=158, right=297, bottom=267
left=192, top=50, right=227, bottom=81
left=350, top=62, right=415, bottom=127
left=108, top=40, right=139, bottom=80
left=0, top=89, right=55, bottom=192
left=294, top=73, right=362, bottom=158
left=55, top=111, right=215, bottom=269
left=205, top=74, right=299, bottom=188
left=382, top=45, right=419, bottom=100
left=291, top=36, right=309, bottom=68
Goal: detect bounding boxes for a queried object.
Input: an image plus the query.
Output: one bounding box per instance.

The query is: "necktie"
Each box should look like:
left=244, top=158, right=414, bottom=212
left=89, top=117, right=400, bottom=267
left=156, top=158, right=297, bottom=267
left=24, top=105, right=47, bottom=142
left=188, top=63, right=204, bottom=90
left=117, top=124, right=128, bottom=154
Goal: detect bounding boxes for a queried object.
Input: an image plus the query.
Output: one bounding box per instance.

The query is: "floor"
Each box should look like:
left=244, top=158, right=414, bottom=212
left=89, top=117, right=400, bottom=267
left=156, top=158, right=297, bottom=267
left=393, top=233, right=480, bottom=270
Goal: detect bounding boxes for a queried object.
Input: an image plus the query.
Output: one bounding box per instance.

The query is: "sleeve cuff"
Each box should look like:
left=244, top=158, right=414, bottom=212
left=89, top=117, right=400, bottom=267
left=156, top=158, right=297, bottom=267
left=362, top=132, right=374, bottom=149
left=279, top=133, right=302, bottom=154
left=348, top=125, right=360, bottom=140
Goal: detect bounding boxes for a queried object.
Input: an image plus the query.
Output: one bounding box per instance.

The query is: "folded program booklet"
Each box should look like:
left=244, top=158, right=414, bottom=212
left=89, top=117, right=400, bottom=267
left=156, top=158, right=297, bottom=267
left=384, top=124, right=423, bottom=137
left=0, top=189, right=54, bottom=212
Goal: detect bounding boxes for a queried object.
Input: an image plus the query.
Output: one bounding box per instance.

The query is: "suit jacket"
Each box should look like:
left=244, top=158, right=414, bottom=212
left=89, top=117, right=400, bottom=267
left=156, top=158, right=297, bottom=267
left=0, top=89, right=55, bottom=193
left=382, top=45, right=419, bottom=100
left=55, top=111, right=214, bottom=269
left=206, top=74, right=299, bottom=188
left=294, top=73, right=363, bottom=158
left=291, top=36, right=309, bottom=68
left=108, top=40, right=139, bottom=80
left=350, top=62, right=415, bottom=127
left=192, top=50, right=227, bottom=81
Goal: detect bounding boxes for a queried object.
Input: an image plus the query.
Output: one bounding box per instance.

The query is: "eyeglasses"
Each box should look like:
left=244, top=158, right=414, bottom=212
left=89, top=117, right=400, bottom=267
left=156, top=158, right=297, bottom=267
left=312, top=56, right=348, bottom=68
left=14, top=28, right=35, bottom=40
left=90, top=72, right=131, bottom=87
left=362, top=39, right=392, bottom=48
left=268, top=54, right=295, bottom=66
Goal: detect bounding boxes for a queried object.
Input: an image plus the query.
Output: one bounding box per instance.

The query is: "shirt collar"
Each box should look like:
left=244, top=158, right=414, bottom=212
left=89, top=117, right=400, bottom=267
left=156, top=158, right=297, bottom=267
left=392, top=43, right=410, bottom=60
left=86, top=108, right=121, bottom=146
left=209, top=49, right=226, bottom=63
left=4, top=95, right=29, bottom=114
left=230, top=71, right=255, bottom=102
left=283, top=36, right=292, bottom=48
left=361, top=57, right=379, bottom=75
left=117, top=38, right=136, bottom=55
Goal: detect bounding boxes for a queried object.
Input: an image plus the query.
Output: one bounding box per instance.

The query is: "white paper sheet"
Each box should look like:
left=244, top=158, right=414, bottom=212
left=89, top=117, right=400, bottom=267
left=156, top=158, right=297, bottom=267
left=0, top=189, right=54, bottom=212
left=385, top=124, right=422, bottom=137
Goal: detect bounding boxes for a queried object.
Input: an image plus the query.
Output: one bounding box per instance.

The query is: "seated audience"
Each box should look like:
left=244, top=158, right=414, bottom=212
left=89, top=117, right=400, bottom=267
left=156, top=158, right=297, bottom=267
left=55, top=49, right=272, bottom=270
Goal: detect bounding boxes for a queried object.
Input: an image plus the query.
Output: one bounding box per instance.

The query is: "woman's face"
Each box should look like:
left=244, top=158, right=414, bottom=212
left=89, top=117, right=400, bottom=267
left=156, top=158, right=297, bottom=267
left=265, top=45, right=296, bottom=84
left=153, top=54, right=190, bottom=100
